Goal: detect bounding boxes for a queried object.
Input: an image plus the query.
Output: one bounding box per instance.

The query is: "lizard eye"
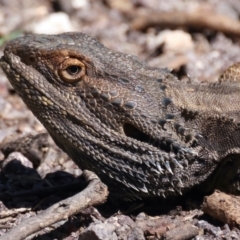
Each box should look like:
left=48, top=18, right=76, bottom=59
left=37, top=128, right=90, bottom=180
left=66, top=65, right=81, bottom=75
left=58, top=58, right=85, bottom=83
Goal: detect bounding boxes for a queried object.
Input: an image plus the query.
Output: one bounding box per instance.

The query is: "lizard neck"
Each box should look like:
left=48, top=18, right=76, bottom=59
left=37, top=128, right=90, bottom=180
left=166, top=80, right=240, bottom=159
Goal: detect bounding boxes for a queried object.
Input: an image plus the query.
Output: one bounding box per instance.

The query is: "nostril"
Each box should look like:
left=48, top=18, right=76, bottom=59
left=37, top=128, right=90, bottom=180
left=123, top=123, right=150, bottom=143
left=21, top=55, right=36, bottom=65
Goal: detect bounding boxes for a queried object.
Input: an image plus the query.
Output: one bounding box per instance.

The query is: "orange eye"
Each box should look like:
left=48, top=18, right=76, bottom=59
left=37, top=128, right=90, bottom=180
left=58, top=58, right=85, bottom=83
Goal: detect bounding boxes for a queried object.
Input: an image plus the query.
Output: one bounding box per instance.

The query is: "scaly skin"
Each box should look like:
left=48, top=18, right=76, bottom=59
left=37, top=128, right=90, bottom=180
left=1, top=33, right=240, bottom=199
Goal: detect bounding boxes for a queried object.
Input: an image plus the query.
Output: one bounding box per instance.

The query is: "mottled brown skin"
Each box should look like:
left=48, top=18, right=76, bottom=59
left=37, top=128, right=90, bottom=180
left=1, top=32, right=240, bottom=200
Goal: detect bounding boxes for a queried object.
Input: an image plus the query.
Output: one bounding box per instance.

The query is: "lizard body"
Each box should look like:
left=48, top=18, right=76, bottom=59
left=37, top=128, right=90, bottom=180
left=1, top=33, right=240, bottom=199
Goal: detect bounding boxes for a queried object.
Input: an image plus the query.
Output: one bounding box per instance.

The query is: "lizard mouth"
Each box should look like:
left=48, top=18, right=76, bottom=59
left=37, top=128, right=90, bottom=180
left=123, top=122, right=190, bottom=156
left=123, top=123, right=150, bottom=143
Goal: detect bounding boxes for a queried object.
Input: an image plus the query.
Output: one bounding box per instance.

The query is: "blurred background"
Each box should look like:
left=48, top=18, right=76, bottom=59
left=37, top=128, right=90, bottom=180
left=1, top=0, right=240, bottom=82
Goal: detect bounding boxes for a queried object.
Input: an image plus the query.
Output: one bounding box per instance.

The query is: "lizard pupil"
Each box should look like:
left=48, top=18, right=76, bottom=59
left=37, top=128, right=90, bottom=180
left=67, top=65, right=81, bottom=75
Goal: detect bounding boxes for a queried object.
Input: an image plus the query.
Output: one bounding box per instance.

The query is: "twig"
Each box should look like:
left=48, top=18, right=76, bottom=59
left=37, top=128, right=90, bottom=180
left=0, top=170, right=109, bottom=240
left=202, top=190, right=240, bottom=228
left=131, top=10, right=240, bottom=36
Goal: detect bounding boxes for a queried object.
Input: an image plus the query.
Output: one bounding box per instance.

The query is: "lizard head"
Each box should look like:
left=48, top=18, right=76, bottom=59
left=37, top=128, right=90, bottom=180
left=0, top=33, right=212, bottom=199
